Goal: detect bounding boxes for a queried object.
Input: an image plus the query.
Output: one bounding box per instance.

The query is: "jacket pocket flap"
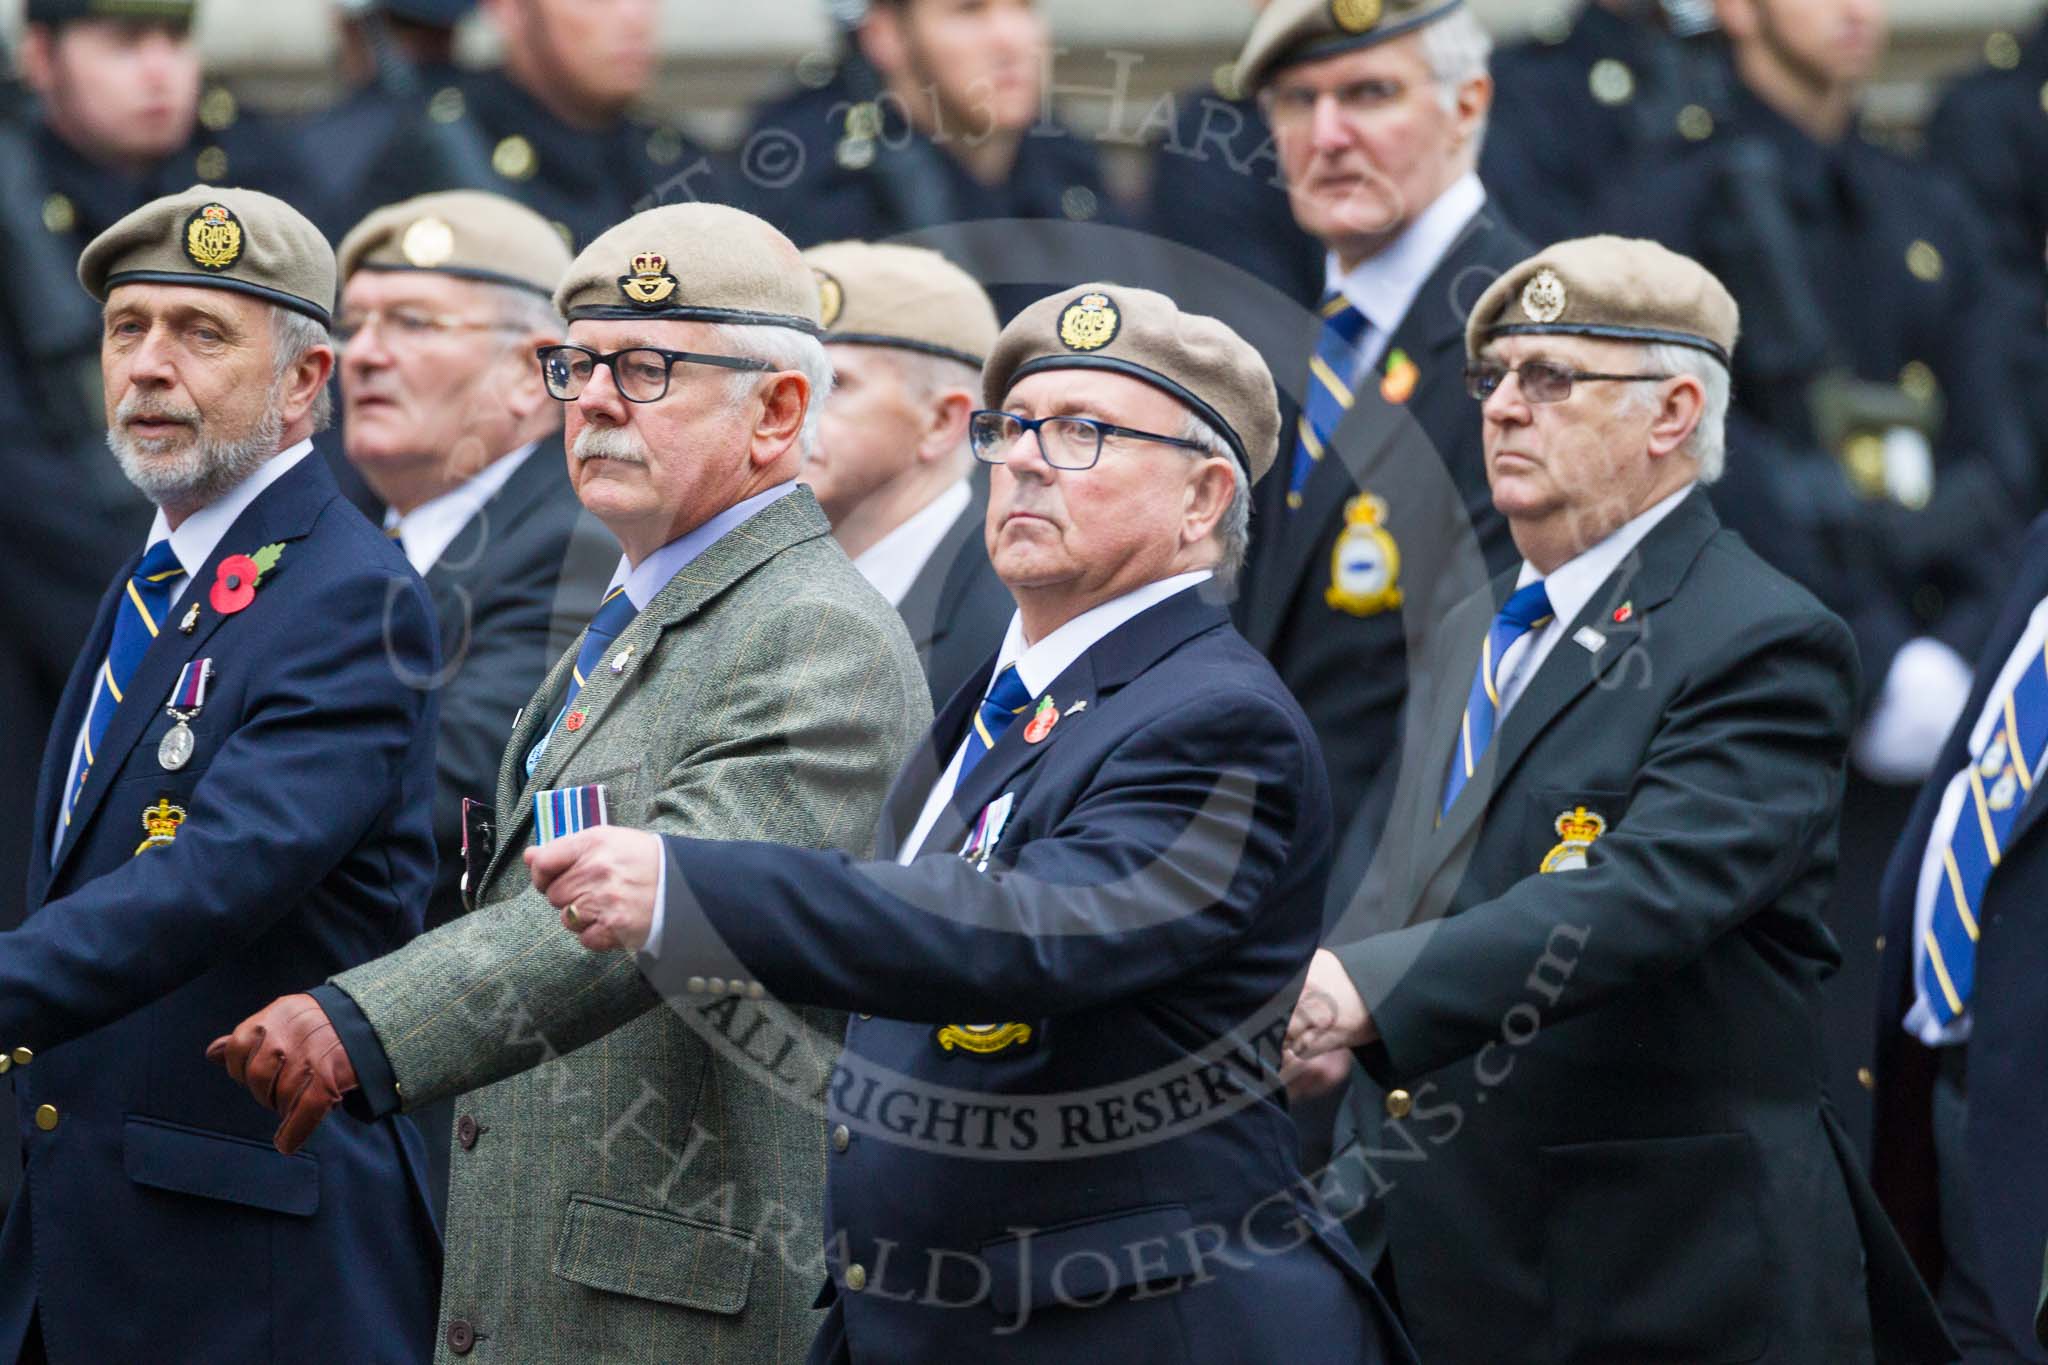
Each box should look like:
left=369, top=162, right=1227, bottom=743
left=123, top=1115, right=320, bottom=1217
left=552, top=1194, right=757, bottom=1315
left=983, top=1204, right=1196, bottom=1316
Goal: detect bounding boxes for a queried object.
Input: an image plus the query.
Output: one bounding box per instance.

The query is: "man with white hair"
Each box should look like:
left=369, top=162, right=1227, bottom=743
left=1285, top=236, right=1954, bottom=1364
left=1228, top=0, right=1533, bottom=924
left=211, top=203, right=931, bottom=1363
left=2, top=186, right=440, bottom=1362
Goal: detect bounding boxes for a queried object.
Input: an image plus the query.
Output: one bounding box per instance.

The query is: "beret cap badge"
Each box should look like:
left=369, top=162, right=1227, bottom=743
left=183, top=202, right=243, bottom=272
left=1057, top=291, right=1121, bottom=352
left=1521, top=268, right=1568, bottom=324
left=619, top=251, right=680, bottom=308
left=813, top=267, right=844, bottom=329
left=1330, top=0, right=1383, bottom=33
left=400, top=216, right=456, bottom=269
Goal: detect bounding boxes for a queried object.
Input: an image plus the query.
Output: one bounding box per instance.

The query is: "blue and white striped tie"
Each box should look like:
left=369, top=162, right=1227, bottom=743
left=1286, top=293, right=1369, bottom=511
left=1441, top=581, right=1554, bottom=816
left=954, top=665, right=1033, bottom=792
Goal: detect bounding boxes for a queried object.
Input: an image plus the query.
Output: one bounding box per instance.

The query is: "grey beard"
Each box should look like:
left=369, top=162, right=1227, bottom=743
left=108, top=389, right=286, bottom=509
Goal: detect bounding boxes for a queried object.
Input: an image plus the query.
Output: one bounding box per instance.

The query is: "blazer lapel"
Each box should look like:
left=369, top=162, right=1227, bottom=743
left=30, top=572, right=129, bottom=904
left=49, top=457, right=333, bottom=885
left=1407, top=490, right=1721, bottom=913
left=874, top=676, right=983, bottom=859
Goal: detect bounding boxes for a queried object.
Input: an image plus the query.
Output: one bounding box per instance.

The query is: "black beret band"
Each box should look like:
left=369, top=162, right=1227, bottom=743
left=352, top=262, right=557, bottom=301
left=1485, top=322, right=1732, bottom=370
left=824, top=332, right=986, bottom=369
left=566, top=304, right=823, bottom=336
left=104, top=270, right=333, bottom=329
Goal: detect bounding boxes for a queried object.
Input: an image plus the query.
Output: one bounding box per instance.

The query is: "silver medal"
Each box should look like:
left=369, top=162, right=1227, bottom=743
left=158, top=721, right=195, bottom=771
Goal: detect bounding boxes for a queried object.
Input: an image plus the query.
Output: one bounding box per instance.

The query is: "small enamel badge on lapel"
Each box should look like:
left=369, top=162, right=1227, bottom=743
left=178, top=603, right=200, bottom=634
left=1067, top=700, right=1087, bottom=715
left=1022, top=696, right=1059, bottom=744
left=1573, top=627, right=1607, bottom=653
left=609, top=647, right=633, bottom=676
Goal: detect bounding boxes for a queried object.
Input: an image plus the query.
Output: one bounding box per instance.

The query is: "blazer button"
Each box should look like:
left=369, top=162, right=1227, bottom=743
left=845, top=1263, right=867, bottom=1292
left=33, top=1105, right=57, bottom=1132
left=832, top=1124, right=850, bottom=1153
left=456, top=1115, right=480, bottom=1150
left=1857, top=1067, right=1876, bottom=1092
left=446, top=1319, right=478, bottom=1355
left=1384, top=1089, right=1413, bottom=1120
left=13, top=1047, right=31, bottom=1066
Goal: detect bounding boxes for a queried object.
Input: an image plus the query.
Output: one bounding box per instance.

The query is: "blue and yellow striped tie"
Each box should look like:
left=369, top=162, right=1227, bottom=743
left=1921, top=637, right=2047, bottom=1024
left=526, top=586, right=638, bottom=778
left=1287, top=293, right=1370, bottom=511
left=1441, top=581, right=1554, bottom=816
left=955, top=665, right=1033, bottom=790
left=65, top=540, right=186, bottom=825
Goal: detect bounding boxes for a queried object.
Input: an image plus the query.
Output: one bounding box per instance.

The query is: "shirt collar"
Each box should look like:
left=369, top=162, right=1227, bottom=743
left=1325, top=171, right=1487, bottom=336
left=604, top=480, right=799, bottom=611
left=1515, top=483, right=1696, bottom=627
left=988, top=570, right=1212, bottom=700
left=850, top=478, right=974, bottom=608
left=150, top=438, right=317, bottom=605
left=384, top=440, right=542, bottom=575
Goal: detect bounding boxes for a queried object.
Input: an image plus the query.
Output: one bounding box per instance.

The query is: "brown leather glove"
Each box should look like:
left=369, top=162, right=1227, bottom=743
left=205, top=993, right=358, bottom=1156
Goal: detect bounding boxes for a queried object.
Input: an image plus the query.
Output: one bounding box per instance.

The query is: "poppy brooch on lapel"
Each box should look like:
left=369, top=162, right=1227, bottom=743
left=209, top=542, right=284, bottom=616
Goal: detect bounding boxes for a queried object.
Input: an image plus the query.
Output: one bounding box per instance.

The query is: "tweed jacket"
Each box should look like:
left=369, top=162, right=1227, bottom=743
left=329, top=487, right=931, bottom=1364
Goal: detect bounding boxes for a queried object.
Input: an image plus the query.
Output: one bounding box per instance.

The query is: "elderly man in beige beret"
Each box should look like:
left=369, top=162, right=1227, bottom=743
left=211, top=202, right=931, bottom=1364
left=4, top=184, right=443, bottom=1361
left=1284, top=236, right=1954, bottom=1364
left=527, top=285, right=1417, bottom=1363
left=799, top=241, right=1011, bottom=707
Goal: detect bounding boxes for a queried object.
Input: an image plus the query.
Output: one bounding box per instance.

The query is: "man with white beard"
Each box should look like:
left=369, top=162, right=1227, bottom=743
left=0, top=185, right=442, bottom=1361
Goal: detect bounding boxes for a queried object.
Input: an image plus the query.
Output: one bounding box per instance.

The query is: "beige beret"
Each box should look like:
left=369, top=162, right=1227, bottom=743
left=983, top=284, right=1281, bottom=483
left=78, top=184, right=335, bottom=327
left=337, top=190, right=571, bottom=299
left=1466, top=235, right=1740, bottom=369
left=1237, top=0, right=1464, bottom=95
left=802, top=241, right=998, bottom=368
left=555, top=202, right=819, bottom=334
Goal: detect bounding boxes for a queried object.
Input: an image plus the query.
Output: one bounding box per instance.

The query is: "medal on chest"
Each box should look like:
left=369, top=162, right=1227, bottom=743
left=159, top=658, right=212, bottom=771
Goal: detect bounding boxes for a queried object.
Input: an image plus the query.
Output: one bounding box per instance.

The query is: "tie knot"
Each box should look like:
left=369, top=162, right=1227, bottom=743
left=137, top=541, right=184, bottom=583
left=1499, top=580, right=1554, bottom=632
left=1318, top=293, right=1369, bottom=344
left=983, top=664, right=1033, bottom=718
left=588, top=586, right=637, bottom=637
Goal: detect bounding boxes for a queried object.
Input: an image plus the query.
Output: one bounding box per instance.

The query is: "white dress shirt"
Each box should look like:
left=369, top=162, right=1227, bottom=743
left=1494, top=483, right=1696, bottom=716
left=850, top=478, right=973, bottom=609
left=895, top=570, right=1215, bottom=865
left=1903, top=593, right=2048, bottom=1045
left=57, top=438, right=317, bottom=854
left=382, top=440, right=540, bottom=576
left=1325, top=171, right=1488, bottom=381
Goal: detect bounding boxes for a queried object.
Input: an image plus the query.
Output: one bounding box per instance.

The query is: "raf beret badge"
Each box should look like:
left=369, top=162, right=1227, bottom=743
left=814, top=267, right=844, bottom=328
left=1521, top=268, right=1568, bottom=324
left=1330, top=0, right=1383, bottom=32
left=401, top=216, right=456, bottom=269
left=1058, top=291, right=1120, bottom=352
left=183, top=202, right=243, bottom=272
left=620, top=251, right=680, bottom=307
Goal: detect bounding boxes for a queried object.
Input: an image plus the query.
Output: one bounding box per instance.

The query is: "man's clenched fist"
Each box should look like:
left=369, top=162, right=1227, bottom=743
left=206, top=993, right=358, bottom=1155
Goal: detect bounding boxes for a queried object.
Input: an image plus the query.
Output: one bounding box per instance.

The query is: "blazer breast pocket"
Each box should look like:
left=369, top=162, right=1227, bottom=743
left=1539, top=1131, right=1768, bottom=1364
left=1526, top=786, right=1627, bottom=876
left=554, top=759, right=646, bottom=829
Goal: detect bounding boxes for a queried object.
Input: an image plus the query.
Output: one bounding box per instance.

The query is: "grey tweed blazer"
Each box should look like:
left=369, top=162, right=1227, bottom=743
left=332, top=487, right=931, bottom=1364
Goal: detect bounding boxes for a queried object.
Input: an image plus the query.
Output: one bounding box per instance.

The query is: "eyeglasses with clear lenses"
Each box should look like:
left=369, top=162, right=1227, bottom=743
left=1464, top=360, right=1673, bottom=404
left=332, top=307, right=527, bottom=347
left=968, top=410, right=1204, bottom=471
left=1260, top=76, right=1433, bottom=130
left=536, top=344, right=771, bottom=404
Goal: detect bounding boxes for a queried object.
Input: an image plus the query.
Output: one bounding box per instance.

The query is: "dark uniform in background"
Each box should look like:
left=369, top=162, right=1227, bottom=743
left=1604, top=76, right=2036, bottom=1151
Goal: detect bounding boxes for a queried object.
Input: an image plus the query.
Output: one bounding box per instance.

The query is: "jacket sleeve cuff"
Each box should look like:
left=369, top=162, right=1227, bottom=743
left=313, top=983, right=402, bottom=1121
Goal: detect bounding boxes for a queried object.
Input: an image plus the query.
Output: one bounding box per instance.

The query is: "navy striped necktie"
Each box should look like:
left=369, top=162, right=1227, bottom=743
left=63, top=541, right=186, bottom=828
left=1441, top=581, right=1554, bottom=815
left=1287, top=293, right=1370, bottom=511
left=955, top=665, right=1033, bottom=790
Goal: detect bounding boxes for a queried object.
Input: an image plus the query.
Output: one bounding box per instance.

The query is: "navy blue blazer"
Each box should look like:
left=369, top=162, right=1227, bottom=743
left=3, top=454, right=442, bottom=1363
left=1872, top=511, right=2048, bottom=1354
left=649, top=585, right=1413, bottom=1364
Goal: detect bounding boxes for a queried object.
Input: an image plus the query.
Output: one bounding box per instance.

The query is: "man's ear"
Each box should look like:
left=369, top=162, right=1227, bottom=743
left=751, top=371, right=812, bottom=466
left=1182, top=457, right=1238, bottom=549
left=278, top=345, right=336, bottom=430
left=916, top=387, right=975, bottom=465
left=1646, top=375, right=1706, bottom=461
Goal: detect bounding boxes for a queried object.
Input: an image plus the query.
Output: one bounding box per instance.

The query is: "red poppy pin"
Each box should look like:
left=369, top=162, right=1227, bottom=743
left=1022, top=696, right=1059, bottom=744
left=1612, top=601, right=1634, bottom=624
left=209, top=542, right=284, bottom=616
left=564, top=711, right=587, bottom=733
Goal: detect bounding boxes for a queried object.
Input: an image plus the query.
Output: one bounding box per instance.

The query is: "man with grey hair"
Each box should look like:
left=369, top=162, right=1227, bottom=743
left=1228, top=0, right=1534, bottom=965
left=212, top=201, right=930, bottom=1364
left=1286, top=236, right=1953, bottom=1364
left=3, top=185, right=442, bottom=1361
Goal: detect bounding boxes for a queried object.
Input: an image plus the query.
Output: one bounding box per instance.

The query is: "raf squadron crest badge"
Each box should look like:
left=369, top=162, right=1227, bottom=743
left=1058, top=292, right=1120, bottom=352
left=1330, top=0, right=1383, bottom=33
left=814, top=268, right=844, bottom=328
left=1540, top=806, right=1607, bottom=873
left=136, top=798, right=187, bottom=856
left=1521, top=268, right=1568, bottom=324
left=183, top=203, right=243, bottom=272
left=935, top=1022, right=1034, bottom=1055
left=620, top=252, right=680, bottom=308
left=1326, top=492, right=1403, bottom=617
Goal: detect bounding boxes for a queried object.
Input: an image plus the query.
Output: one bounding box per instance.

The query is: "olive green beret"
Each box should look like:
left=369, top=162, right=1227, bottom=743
left=78, top=184, right=335, bottom=327
left=337, top=190, right=570, bottom=300
left=803, top=241, right=998, bottom=368
left=1466, top=235, right=1740, bottom=369
left=983, top=284, right=1280, bottom=483
left=27, top=0, right=192, bottom=27
left=555, top=203, right=820, bottom=334
left=1237, top=0, right=1464, bottom=95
